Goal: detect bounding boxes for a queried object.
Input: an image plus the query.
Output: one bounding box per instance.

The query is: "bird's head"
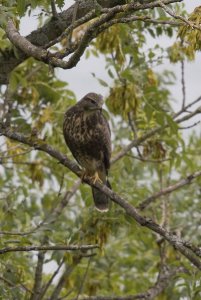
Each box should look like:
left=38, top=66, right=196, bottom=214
left=78, top=93, right=103, bottom=112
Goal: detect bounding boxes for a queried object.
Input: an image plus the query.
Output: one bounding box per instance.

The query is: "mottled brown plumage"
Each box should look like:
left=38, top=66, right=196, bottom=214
left=63, top=93, right=111, bottom=211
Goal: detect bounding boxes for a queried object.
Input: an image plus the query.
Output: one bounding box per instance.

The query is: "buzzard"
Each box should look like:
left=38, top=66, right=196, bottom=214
left=63, top=93, right=111, bottom=211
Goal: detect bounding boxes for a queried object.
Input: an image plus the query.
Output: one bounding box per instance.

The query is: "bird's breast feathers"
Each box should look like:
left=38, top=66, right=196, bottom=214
left=63, top=108, right=111, bottom=171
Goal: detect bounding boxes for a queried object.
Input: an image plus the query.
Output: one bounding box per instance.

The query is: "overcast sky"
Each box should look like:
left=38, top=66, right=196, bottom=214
left=20, top=1, right=201, bottom=110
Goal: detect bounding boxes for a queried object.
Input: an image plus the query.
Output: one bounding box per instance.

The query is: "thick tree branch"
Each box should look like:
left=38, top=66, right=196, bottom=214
left=5, top=20, right=48, bottom=62
left=138, top=170, right=201, bottom=210
left=1, top=0, right=125, bottom=84
left=1, top=0, right=182, bottom=83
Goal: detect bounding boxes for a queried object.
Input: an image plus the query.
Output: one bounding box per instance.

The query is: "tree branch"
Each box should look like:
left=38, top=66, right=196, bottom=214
left=112, top=105, right=201, bottom=164
left=30, top=243, right=46, bottom=300
left=75, top=257, right=92, bottom=300
left=0, top=275, right=33, bottom=295
left=138, top=170, right=201, bottom=210
left=159, top=1, right=201, bottom=31
left=1, top=0, right=126, bottom=84
left=0, top=244, right=99, bottom=255
left=68, top=266, right=185, bottom=300
left=0, top=179, right=81, bottom=236
left=1, top=0, right=183, bottom=83
left=40, top=258, right=65, bottom=299
left=49, top=256, right=82, bottom=300
left=181, top=60, right=186, bottom=109
left=51, top=0, right=58, bottom=18
left=173, top=95, right=201, bottom=118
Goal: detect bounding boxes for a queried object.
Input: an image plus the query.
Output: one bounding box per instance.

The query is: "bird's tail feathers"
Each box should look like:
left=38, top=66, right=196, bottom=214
left=92, top=179, right=111, bottom=212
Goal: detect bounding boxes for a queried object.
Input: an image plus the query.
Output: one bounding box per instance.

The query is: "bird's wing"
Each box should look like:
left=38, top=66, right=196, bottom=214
left=101, top=114, right=111, bottom=170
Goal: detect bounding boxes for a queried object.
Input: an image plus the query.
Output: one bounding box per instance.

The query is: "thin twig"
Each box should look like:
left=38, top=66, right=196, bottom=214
left=0, top=179, right=80, bottom=236
left=159, top=1, right=201, bottom=32
left=0, top=149, right=32, bottom=160
left=0, top=244, right=99, bottom=255
left=75, top=257, right=92, bottom=300
left=127, top=112, right=143, bottom=158
left=126, top=154, right=170, bottom=163
left=138, top=170, right=201, bottom=210
left=0, top=275, right=33, bottom=295
left=30, top=237, right=47, bottom=300
left=44, top=9, right=96, bottom=49
left=40, top=258, right=65, bottom=299
left=174, top=95, right=201, bottom=118
left=179, top=120, right=201, bottom=130
left=49, top=256, right=82, bottom=300
left=181, top=60, right=186, bottom=109
left=68, top=0, right=80, bottom=46
left=2, top=84, right=13, bottom=127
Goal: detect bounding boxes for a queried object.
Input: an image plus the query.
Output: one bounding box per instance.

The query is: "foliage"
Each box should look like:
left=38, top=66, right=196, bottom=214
left=0, top=1, right=201, bottom=299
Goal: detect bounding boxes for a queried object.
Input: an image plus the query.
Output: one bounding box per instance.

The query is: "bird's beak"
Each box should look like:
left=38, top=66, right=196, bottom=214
left=89, top=107, right=102, bottom=111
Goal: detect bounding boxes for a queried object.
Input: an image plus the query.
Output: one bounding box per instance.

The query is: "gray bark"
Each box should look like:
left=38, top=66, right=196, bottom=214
left=0, top=0, right=126, bottom=84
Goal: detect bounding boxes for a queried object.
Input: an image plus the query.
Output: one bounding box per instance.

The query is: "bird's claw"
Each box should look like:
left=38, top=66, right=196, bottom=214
left=91, top=172, right=102, bottom=184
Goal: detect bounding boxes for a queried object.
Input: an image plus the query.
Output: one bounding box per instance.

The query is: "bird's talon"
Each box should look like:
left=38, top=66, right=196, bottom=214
left=81, top=170, right=87, bottom=183
left=91, top=172, right=102, bottom=184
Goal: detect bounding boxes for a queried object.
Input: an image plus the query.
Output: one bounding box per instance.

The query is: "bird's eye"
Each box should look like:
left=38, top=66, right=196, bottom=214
left=89, top=99, right=96, bottom=105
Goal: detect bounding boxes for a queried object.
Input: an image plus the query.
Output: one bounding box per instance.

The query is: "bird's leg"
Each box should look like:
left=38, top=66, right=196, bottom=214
left=81, top=170, right=102, bottom=184
left=91, top=171, right=102, bottom=184
left=80, top=169, right=87, bottom=183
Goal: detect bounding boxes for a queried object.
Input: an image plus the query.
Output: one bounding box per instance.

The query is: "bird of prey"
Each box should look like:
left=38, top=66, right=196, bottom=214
left=63, top=92, right=111, bottom=211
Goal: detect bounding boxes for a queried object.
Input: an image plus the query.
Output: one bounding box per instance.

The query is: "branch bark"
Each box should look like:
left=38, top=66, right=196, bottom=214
left=0, top=244, right=99, bottom=255
left=138, top=170, right=201, bottom=210
left=1, top=0, right=183, bottom=84
left=1, top=0, right=125, bottom=84
left=30, top=248, right=46, bottom=300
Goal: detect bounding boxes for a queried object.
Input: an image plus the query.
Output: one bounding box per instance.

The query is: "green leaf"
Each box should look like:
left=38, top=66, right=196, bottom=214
left=34, top=82, right=60, bottom=102
left=17, top=0, right=26, bottom=16
left=56, top=0, right=65, bottom=9
left=165, top=114, right=178, bottom=134
left=98, top=78, right=108, bottom=87
left=155, top=111, right=165, bottom=126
